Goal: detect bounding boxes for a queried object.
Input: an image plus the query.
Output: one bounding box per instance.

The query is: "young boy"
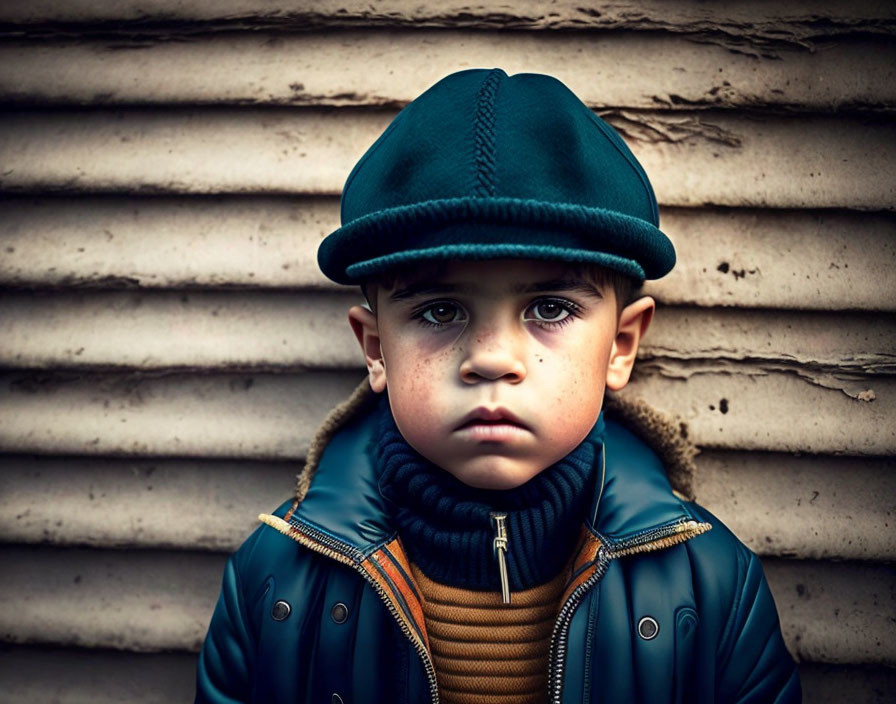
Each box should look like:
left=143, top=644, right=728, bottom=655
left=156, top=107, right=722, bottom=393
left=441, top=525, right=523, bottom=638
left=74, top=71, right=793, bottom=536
left=196, top=68, right=800, bottom=703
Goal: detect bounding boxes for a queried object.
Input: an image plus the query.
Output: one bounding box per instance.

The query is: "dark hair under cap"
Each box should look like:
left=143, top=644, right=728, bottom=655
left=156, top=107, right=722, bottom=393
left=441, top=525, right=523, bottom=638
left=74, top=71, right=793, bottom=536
left=318, top=68, right=675, bottom=285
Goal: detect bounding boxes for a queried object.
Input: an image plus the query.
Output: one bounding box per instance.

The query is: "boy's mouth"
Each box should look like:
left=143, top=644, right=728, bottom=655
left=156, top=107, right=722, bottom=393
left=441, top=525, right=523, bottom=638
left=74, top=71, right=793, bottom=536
left=454, top=407, right=530, bottom=432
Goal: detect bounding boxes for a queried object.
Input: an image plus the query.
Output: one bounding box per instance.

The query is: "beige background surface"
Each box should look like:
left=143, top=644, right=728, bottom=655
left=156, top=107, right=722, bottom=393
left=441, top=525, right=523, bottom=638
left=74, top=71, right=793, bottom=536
left=0, top=2, right=894, bottom=701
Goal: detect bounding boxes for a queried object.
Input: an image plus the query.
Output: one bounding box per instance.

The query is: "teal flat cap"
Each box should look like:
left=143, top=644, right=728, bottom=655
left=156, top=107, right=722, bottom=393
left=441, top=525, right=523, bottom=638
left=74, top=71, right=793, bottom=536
left=318, top=68, right=675, bottom=284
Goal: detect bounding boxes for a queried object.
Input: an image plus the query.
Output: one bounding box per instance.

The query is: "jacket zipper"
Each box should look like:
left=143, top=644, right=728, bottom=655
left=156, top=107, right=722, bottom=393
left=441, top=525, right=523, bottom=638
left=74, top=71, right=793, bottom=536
left=258, top=513, right=441, bottom=704
left=547, top=546, right=610, bottom=704
left=489, top=512, right=511, bottom=604
left=546, top=518, right=711, bottom=704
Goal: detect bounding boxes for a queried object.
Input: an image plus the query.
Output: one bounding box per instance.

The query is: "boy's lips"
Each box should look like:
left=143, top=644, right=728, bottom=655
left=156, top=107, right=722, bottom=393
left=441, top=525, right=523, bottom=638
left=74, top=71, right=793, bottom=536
left=454, top=407, right=531, bottom=432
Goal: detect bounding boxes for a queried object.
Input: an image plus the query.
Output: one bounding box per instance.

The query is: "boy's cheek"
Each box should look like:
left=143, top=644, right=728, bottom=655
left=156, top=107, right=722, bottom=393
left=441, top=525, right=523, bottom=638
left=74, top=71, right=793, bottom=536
left=388, top=387, right=445, bottom=445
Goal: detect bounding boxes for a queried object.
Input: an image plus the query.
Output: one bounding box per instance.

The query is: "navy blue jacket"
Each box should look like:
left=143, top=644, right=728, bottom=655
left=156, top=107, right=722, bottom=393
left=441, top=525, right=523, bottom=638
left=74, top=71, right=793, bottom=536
left=196, top=397, right=800, bottom=703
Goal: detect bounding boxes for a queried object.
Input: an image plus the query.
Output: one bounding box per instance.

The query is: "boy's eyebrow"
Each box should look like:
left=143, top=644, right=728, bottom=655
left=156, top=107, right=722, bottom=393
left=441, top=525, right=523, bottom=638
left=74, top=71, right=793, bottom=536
left=517, top=279, right=604, bottom=298
left=389, top=282, right=461, bottom=301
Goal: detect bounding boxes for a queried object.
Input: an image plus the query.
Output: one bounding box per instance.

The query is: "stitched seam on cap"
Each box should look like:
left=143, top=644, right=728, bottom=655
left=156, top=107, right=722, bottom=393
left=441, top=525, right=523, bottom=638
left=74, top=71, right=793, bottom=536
left=472, top=69, right=502, bottom=198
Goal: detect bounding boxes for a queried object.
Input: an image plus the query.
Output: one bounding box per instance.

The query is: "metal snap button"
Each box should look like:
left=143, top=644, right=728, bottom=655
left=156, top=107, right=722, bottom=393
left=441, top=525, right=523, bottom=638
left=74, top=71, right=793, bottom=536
left=271, top=599, right=291, bottom=621
left=331, top=694, right=344, bottom=704
left=638, top=615, right=659, bottom=640
left=330, top=602, right=349, bottom=624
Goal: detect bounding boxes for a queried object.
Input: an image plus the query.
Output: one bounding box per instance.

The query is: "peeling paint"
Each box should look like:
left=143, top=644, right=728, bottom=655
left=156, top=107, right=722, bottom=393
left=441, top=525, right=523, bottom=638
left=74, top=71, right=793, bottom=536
left=637, top=358, right=892, bottom=400
left=600, top=109, right=743, bottom=146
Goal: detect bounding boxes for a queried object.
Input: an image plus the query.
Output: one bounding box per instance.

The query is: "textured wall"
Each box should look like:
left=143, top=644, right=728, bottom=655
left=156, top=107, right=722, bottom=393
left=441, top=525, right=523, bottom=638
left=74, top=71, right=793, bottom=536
left=0, top=2, right=894, bottom=702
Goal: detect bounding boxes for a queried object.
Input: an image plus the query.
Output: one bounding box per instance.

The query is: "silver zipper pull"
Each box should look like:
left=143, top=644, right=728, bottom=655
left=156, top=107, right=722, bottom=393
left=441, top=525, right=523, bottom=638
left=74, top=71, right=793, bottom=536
left=490, top=512, right=511, bottom=604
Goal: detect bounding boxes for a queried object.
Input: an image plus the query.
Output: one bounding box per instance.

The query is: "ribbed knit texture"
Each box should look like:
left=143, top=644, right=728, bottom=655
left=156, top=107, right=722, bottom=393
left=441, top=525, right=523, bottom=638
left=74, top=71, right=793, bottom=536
left=375, top=397, right=602, bottom=591
left=410, top=561, right=568, bottom=704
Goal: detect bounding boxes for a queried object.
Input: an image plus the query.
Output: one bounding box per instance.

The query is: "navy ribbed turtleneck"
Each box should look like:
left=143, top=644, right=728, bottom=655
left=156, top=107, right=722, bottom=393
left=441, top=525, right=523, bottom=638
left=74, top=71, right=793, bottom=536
left=374, top=397, right=604, bottom=591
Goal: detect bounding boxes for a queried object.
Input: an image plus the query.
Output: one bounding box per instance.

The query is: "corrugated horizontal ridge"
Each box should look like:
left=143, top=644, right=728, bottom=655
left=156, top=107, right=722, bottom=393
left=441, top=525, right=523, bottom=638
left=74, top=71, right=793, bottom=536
left=2, top=451, right=890, bottom=560
left=1, top=32, right=894, bottom=111
left=1, top=1, right=894, bottom=43
left=694, top=451, right=896, bottom=561
left=2, top=198, right=893, bottom=309
left=0, top=370, right=892, bottom=456
left=620, top=370, right=894, bottom=454
left=0, top=455, right=297, bottom=551
left=1, top=293, right=893, bottom=371
left=1, top=109, right=894, bottom=209
left=0, top=370, right=362, bottom=459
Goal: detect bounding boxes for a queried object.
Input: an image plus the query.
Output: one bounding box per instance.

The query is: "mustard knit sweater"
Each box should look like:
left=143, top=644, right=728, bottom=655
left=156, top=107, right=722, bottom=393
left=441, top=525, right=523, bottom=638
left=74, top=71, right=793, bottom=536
left=410, top=561, right=568, bottom=704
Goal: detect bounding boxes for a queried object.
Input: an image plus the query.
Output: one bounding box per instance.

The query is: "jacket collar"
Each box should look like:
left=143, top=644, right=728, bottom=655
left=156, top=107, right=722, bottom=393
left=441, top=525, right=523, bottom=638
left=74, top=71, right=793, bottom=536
left=275, top=382, right=704, bottom=557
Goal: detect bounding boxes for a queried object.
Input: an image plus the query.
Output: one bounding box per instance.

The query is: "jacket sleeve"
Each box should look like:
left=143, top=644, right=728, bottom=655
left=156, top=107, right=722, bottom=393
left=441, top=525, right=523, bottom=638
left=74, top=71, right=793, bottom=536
left=716, top=547, right=801, bottom=704
left=195, top=553, right=255, bottom=704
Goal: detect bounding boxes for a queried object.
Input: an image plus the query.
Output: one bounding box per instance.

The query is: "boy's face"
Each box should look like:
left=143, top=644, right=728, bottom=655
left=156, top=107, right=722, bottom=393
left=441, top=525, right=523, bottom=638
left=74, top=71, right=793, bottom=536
left=349, top=259, right=654, bottom=490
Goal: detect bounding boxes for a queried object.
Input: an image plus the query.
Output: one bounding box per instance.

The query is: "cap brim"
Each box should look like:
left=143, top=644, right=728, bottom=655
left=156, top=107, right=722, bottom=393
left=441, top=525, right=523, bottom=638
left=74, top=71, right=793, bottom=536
left=318, top=196, right=675, bottom=285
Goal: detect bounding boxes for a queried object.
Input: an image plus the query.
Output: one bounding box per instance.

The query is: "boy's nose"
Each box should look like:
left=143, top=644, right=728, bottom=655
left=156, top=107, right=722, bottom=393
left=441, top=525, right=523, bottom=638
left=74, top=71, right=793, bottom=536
left=458, top=335, right=527, bottom=384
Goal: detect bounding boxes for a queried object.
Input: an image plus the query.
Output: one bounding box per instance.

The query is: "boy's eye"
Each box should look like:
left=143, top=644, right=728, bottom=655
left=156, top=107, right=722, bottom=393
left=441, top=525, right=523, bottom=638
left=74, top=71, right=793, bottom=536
left=532, top=300, right=565, bottom=320
left=525, top=298, right=573, bottom=323
left=420, top=302, right=466, bottom=325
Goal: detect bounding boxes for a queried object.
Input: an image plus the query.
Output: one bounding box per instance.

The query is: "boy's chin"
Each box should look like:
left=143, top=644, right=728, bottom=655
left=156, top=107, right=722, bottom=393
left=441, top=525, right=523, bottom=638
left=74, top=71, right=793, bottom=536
left=437, top=456, right=550, bottom=491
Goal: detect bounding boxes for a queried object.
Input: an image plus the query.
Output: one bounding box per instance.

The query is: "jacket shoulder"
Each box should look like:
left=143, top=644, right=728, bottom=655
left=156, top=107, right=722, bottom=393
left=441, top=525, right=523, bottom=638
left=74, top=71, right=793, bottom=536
left=230, top=498, right=321, bottom=598
left=681, top=501, right=759, bottom=611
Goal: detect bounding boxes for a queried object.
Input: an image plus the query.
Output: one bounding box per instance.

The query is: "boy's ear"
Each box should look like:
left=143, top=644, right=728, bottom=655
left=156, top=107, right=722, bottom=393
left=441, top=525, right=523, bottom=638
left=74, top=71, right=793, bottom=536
left=606, top=296, right=655, bottom=392
left=348, top=305, right=387, bottom=393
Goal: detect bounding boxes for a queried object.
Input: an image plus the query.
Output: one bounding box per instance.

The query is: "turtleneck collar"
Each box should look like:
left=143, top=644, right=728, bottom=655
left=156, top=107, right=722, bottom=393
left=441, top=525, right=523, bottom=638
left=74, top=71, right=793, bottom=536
left=374, top=396, right=604, bottom=591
